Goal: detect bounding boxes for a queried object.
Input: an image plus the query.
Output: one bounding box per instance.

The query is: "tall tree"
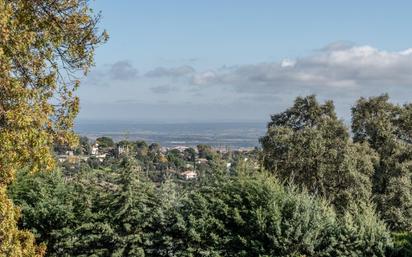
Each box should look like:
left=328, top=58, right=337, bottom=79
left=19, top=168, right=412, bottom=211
left=260, top=95, right=377, bottom=211
left=108, top=158, right=156, bottom=256
left=0, top=0, right=106, bottom=255
left=352, top=94, right=412, bottom=231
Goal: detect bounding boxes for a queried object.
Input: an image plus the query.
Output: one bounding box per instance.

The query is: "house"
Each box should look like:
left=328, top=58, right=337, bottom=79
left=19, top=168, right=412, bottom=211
left=95, top=153, right=107, bottom=162
left=57, top=155, right=67, bottom=163
left=171, top=145, right=190, bottom=152
left=57, top=152, right=76, bottom=163
left=91, top=143, right=99, bottom=155
left=116, top=144, right=129, bottom=156
left=196, top=158, right=208, bottom=164
left=57, top=154, right=80, bottom=164
left=180, top=170, right=197, bottom=180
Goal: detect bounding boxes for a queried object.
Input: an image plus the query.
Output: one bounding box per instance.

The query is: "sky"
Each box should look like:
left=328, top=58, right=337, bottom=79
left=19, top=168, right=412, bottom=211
left=77, top=0, right=412, bottom=123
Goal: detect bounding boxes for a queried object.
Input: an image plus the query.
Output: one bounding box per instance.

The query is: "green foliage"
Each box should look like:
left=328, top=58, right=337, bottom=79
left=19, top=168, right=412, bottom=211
left=135, top=141, right=149, bottom=160
left=352, top=95, right=412, bottom=231
left=388, top=232, right=412, bottom=257
left=10, top=164, right=392, bottom=256
left=183, top=148, right=197, bottom=162
left=166, top=149, right=185, bottom=169
left=9, top=168, right=106, bottom=256
left=9, top=170, right=75, bottom=245
left=87, top=156, right=101, bottom=169
left=76, top=136, right=92, bottom=155
left=153, top=173, right=391, bottom=257
left=107, top=159, right=157, bottom=256
left=96, top=136, right=115, bottom=148
left=332, top=204, right=392, bottom=256
left=197, top=144, right=217, bottom=160
left=9, top=160, right=156, bottom=256
left=0, top=187, right=46, bottom=256
left=260, top=95, right=377, bottom=212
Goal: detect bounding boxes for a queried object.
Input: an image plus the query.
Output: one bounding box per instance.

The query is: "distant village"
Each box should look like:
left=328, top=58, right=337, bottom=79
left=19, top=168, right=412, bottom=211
left=56, top=136, right=258, bottom=181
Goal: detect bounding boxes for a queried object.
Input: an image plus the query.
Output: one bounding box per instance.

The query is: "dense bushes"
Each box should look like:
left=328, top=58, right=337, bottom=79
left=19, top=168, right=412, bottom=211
left=155, top=174, right=391, bottom=257
left=9, top=160, right=392, bottom=256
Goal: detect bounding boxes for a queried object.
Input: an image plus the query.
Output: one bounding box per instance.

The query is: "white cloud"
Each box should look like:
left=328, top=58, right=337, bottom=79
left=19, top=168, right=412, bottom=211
left=191, top=71, right=217, bottom=85
left=188, top=44, right=412, bottom=94
left=280, top=59, right=296, bottom=68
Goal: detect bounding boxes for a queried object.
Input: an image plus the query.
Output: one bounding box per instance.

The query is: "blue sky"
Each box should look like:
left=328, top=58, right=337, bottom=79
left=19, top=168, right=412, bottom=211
left=78, top=0, right=412, bottom=122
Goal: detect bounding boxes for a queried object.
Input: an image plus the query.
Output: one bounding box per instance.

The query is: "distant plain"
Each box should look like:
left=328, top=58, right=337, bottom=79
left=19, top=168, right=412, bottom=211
left=75, top=121, right=266, bottom=148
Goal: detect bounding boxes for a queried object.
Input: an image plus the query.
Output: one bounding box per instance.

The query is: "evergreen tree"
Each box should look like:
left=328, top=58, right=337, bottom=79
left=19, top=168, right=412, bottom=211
left=151, top=171, right=391, bottom=257
left=10, top=162, right=393, bottom=256
left=108, top=158, right=156, bottom=257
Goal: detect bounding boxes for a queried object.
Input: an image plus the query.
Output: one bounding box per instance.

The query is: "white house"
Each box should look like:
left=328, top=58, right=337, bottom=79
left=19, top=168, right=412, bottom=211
left=180, top=170, right=197, bottom=180
left=171, top=145, right=190, bottom=152
left=91, top=143, right=99, bottom=155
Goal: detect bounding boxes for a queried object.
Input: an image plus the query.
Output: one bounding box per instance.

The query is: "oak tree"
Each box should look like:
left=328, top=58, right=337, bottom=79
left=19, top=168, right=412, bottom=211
left=261, top=96, right=377, bottom=212
left=0, top=0, right=107, bottom=255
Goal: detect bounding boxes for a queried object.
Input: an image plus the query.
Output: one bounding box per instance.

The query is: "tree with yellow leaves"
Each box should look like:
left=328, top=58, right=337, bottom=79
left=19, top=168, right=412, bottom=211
left=0, top=0, right=107, bottom=255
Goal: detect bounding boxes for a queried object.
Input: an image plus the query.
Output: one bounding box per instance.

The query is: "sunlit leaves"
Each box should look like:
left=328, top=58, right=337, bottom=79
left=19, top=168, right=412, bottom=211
left=0, top=0, right=106, bottom=255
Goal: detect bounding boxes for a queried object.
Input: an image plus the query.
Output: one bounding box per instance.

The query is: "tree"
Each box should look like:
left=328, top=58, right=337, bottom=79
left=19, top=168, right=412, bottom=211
left=9, top=169, right=77, bottom=256
left=166, top=149, right=185, bottom=170
left=96, top=136, right=115, bottom=149
left=183, top=148, right=196, bottom=163
left=0, top=187, right=46, bottom=256
left=108, top=158, right=156, bottom=256
left=197, top=144, right=215, bottom=160
left=76, top=136, right=92, bottom=155
left=151, top=171, right=391, bottom=257
left=148, top=143, right=161, bottom=154
left=134, top=141, right=149, bottom=158
left=352, top=95, right=412, bottom=231
left=10, top=160, right=393, bottom=256
left=260, top=95, right=377, bottom=211
left=148, top=143, right=164, bottom=166
left=0, top=0, right=107, bottom=255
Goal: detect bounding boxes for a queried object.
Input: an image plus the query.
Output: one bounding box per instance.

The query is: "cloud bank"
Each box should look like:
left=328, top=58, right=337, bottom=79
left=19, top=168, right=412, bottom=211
left=189, top=44, right=412, bottom=97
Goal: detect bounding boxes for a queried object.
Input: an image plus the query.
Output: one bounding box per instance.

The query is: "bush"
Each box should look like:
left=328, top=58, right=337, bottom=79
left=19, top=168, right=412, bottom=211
left=152, top=173, right=392, bottom=257
left=10, top=167, right=393, bottom=257
left=387, top=232, right=412, bottom=257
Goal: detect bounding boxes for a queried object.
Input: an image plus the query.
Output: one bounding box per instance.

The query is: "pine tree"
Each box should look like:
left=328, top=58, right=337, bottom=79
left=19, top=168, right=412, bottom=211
left=109, top=158, right=156, bottom=257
